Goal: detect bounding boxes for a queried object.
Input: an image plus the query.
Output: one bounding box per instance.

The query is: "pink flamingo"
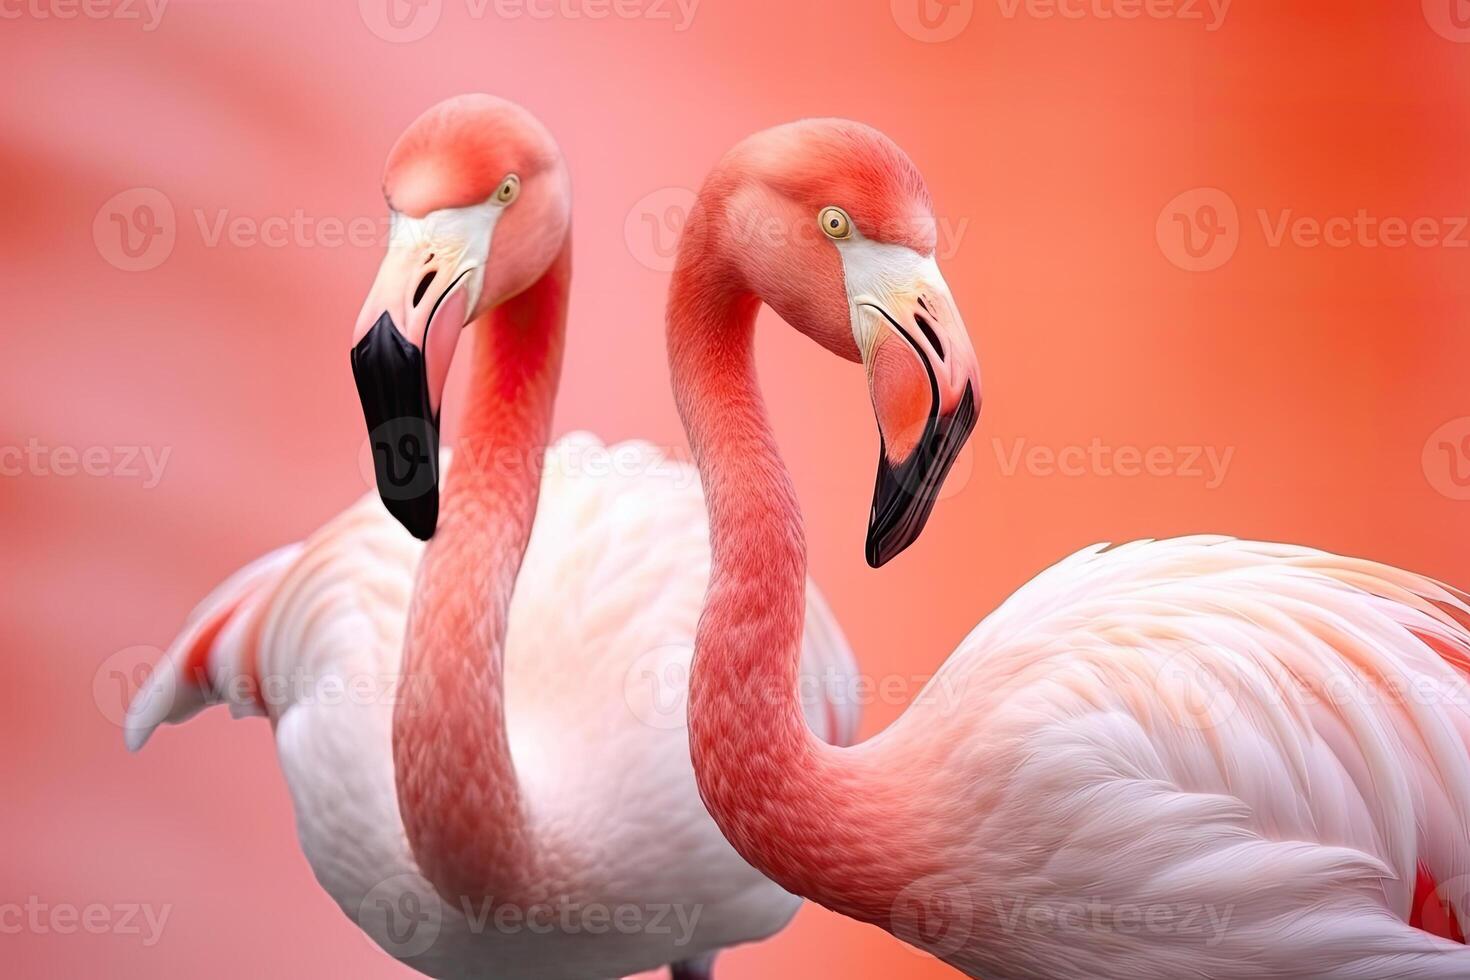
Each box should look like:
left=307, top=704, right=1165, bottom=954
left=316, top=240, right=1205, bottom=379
left=125, top=95, right=860, bottom=980
left=668, top=119, right=1470, bottom=978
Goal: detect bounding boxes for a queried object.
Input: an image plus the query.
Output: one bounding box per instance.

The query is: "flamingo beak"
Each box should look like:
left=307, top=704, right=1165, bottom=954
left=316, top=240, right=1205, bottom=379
left=350, top=238, right=477, bottom=541
left=856, top=269, right=980, bottom=568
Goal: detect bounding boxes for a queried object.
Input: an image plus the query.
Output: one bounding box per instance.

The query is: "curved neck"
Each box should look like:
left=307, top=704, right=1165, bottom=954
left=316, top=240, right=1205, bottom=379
left=394, top=235, right=570, bottom=907
left=669, top=258, right=925, bottom=922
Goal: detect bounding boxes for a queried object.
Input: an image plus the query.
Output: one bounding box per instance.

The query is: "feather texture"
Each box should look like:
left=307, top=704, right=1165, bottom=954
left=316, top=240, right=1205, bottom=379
left=127, top=436, right=859, bottom=980
left=856, top=537, right=1470, bottom=978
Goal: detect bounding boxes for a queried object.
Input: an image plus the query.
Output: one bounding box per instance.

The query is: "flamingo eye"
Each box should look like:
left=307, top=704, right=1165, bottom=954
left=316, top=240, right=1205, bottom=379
left=495, top=174, right=521, bottom=204
left=819, top=206, right=853, bottom=240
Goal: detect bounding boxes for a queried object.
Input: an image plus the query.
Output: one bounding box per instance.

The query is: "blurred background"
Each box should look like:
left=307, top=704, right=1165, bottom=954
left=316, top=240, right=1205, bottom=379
left=5, top=0, right=1470, bottom=976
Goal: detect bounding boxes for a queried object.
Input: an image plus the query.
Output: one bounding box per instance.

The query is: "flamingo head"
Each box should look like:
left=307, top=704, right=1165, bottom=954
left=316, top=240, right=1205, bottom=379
left=351, top=94, right=570, bottom=540
left=689, top=119, right=980, bottom=567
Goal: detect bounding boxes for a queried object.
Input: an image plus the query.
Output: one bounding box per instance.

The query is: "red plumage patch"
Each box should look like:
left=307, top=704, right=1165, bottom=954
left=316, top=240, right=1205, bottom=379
left=1412, top=862, right=1466, bottom=943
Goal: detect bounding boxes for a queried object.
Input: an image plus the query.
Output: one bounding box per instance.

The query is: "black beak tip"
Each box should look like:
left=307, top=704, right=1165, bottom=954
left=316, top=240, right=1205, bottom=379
left=864, top=381, right=978, bottom=569
left=865, top=537, right=896, bottom=569
left=387, top=496, right=439, bottom=541
left=865, top=460, right=903, bottom=569
left=352, top=311, right=443, bottom=542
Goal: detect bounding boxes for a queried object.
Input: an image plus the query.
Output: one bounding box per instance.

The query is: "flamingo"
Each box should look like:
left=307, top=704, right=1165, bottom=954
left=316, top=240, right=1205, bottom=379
left=124, top=95, right=861, bottom=980
left=666, top=118, right=1470, bottom=979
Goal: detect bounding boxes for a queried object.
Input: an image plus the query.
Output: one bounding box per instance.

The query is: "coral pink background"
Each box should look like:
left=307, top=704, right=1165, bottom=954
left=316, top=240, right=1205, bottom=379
left=6, top=1, right=1470, bottom=977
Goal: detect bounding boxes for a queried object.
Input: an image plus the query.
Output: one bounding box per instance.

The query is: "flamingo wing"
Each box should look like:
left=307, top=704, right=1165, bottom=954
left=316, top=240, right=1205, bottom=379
left=127, top=437, right=861, bottom=977
left=123, top=492, right=446, bottom=957
left=124, top=491, right=420, bottom=750
left=123, top=540, right=304, bottom=747
left=906, top=537, right=1470, bottom=979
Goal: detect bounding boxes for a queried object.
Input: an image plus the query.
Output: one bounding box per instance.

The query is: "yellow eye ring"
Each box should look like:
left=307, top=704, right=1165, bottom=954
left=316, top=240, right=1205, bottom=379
left=496, top=174, right=521, bottom=204
left=818, top=206, right=852, bottom=240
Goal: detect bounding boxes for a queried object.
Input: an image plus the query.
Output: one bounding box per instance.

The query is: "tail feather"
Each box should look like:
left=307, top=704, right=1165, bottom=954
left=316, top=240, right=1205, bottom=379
left=125, top=543, right=303, bottom=751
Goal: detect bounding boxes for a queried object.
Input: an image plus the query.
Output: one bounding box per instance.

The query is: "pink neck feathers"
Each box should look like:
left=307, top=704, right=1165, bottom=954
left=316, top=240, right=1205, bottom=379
left=668, top=252, right=926, bottom=922
left=392, top=235, right=570, bottom=907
